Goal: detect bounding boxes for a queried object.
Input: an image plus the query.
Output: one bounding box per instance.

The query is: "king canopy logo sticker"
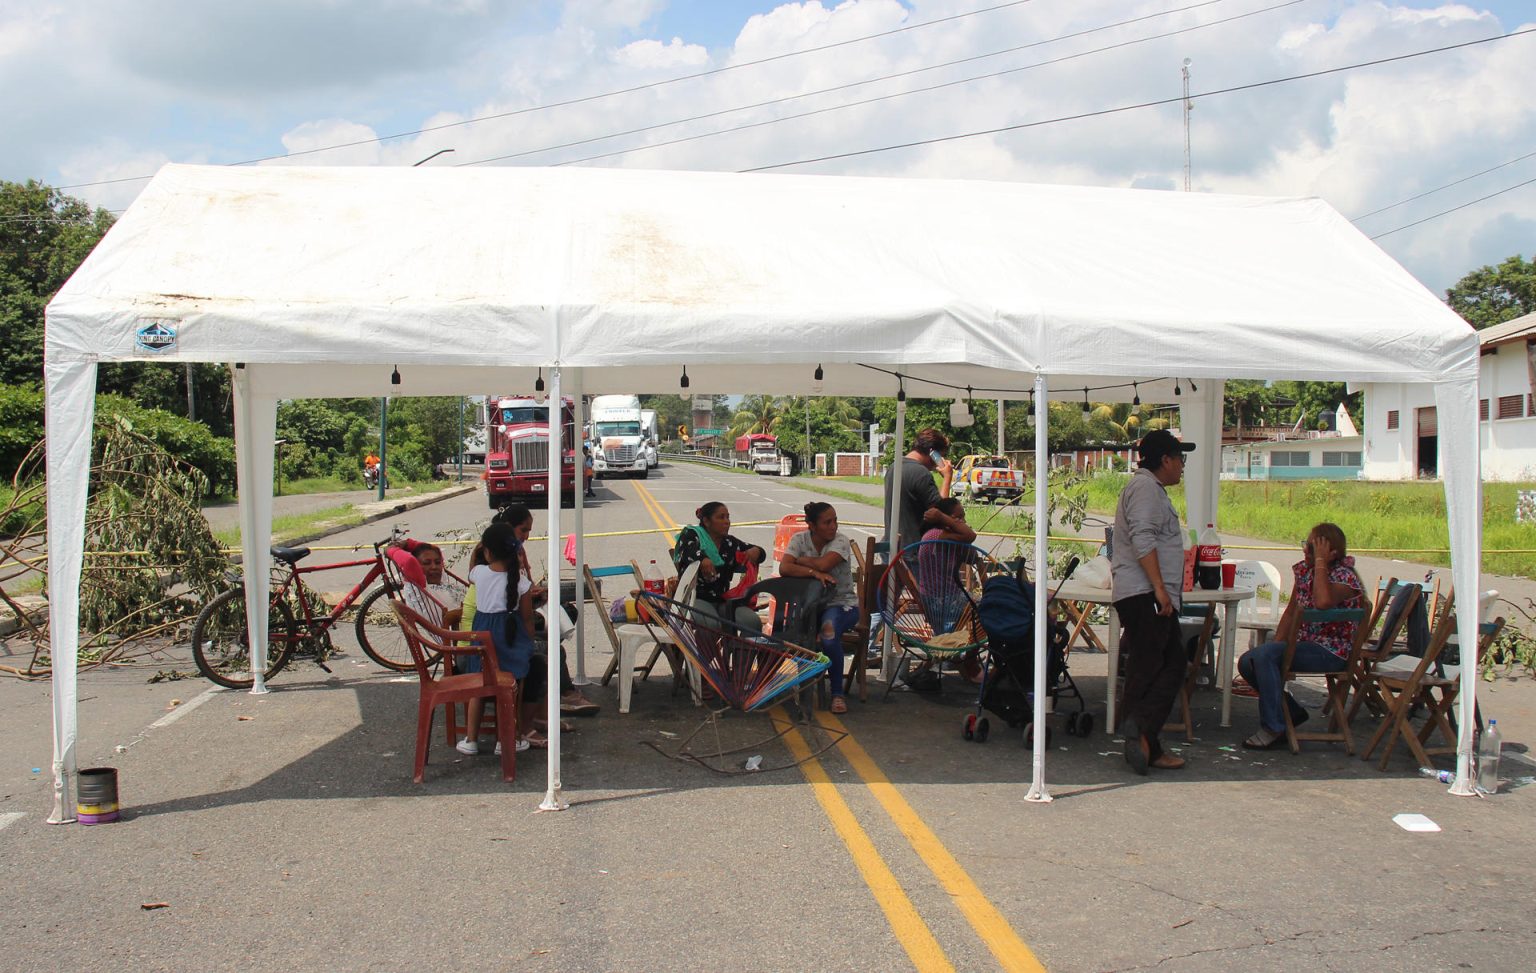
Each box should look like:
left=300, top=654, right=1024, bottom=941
left=134, top=321, right=178, bottom=353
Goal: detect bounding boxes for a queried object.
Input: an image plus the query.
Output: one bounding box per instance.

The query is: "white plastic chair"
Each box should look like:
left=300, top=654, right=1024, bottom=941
left=615, top=561, right=700, bottom=713
left=1233, top=559, right=1285, bottom=646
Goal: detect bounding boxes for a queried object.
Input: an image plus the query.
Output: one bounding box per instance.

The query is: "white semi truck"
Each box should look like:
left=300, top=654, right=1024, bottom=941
left=590, top=394, right=649, bottom=479
left=640, top=408, right=659, bottom=469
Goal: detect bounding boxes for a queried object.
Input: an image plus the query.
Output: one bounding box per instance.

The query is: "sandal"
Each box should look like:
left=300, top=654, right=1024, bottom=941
left=830, top=695, right=848, bottom=715
left=520, top=731, right=549, bottom=749
left=1242, top=730, right=1285, bottom=750
left=534, top=718, right=575, bottom=733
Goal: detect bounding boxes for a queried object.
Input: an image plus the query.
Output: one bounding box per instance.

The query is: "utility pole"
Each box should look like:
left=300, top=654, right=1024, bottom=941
left=185, top=363, right=196, bottom=421
left=1182, top=58, right=1193, bottom=193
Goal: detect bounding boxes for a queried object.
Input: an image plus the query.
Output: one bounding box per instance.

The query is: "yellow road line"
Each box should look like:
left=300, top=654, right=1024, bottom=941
left=632, top=480, right=680, bottom=547
left=816, top=711, right=1048, bottom=973
left=772, top=708, right=956, bottom=973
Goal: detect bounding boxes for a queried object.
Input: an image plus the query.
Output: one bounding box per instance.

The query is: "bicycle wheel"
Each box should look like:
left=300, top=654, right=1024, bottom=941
left=191, top=588, right=296, bottom=690
left=354, top=584, right=435, bottom=672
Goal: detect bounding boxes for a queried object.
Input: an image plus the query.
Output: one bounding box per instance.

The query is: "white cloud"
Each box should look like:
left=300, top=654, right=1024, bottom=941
left=613, top=36, right=709, bottom=69
left=5, top=0, right=1534, bottom=295
left=276, top=121, right=385, bottom=166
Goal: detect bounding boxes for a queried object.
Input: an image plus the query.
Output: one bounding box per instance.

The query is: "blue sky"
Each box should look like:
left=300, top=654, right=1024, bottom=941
left=2, top=1, right=1532, bottom=293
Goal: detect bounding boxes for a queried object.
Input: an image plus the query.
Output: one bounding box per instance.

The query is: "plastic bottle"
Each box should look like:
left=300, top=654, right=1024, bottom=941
left=1478, top=719, right=1502, bottom=794
left=642, top=559, right=666, bottom=595
left=1197, top=523, right=1222, bottom=590
left=1419, top=767, right=1454, bottom=784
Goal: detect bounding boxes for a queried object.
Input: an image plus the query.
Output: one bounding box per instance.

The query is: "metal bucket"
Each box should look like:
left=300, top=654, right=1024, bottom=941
left=76, top=767, right=120, bottom=824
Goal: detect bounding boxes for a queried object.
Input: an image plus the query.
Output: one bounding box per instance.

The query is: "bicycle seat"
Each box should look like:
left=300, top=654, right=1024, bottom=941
left=270, top=545, right=311, bottom=564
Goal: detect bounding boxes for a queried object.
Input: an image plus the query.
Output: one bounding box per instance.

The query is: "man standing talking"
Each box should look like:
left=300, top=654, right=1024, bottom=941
left=1111, top=429, right=1196, bottom=775
left=884, top=428, right=965, bottom=552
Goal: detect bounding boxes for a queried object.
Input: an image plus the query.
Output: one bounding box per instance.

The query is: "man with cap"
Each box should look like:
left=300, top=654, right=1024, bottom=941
left=1111, top=428, right=1197, bottom=775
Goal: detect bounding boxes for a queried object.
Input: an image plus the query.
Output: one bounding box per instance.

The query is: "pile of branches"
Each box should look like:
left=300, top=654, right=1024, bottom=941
left=0, top=417, right=228, bottom=678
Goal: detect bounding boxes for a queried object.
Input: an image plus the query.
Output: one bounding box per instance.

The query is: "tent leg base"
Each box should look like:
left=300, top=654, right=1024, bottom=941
left=539, top=787, right=568, bottom=811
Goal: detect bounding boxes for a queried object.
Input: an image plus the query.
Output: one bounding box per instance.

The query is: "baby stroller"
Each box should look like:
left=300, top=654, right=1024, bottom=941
left=965, top=559, right=1091, bottom=746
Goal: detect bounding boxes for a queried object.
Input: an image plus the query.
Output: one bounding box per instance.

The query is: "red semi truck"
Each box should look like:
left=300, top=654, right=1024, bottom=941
left=484, top=395, right=580, bottom=508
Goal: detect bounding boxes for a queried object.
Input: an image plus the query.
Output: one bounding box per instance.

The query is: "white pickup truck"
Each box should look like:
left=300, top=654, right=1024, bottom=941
left=950, top=454, right=1025, bottom=503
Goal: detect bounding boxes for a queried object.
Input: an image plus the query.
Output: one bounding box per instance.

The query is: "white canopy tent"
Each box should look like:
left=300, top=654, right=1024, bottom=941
left=45, top=164, right=1481, bottom=819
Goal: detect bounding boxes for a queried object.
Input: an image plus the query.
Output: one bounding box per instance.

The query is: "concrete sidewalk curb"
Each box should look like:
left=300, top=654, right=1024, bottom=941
left=227, top=484, right=480, bottom=563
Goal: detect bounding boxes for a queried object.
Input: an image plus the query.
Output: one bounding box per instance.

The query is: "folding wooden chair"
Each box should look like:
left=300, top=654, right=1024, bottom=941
left=1162, top=610, right=1216, bottom=743
left=1363, top=594, right=1507, bottom=770
left=1279, top=606, right=1372, bottom=754
left=1061, top=600, right=1107, bottom=654
left=840, top=536, right=879, bottom=702
left=1339, top=579, right=1418, bottom=722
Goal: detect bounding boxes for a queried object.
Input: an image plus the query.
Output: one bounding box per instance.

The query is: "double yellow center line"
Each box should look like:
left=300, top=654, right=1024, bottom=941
left=638, top=475, right=1043, bottom=972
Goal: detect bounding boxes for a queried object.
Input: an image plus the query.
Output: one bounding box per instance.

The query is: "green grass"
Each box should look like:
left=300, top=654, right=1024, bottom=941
left=212, top=503, right=364, bottom=549
left=1079, top=475, right=1536, bottom=578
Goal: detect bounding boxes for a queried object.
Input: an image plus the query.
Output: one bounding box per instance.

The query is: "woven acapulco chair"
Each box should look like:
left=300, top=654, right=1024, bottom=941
left=877, top=539, right=1007, bottom=699
left=636, top=592, right=844, bottom=774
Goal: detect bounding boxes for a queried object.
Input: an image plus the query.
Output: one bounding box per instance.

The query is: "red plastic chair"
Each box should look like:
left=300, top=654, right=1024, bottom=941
left=392, top=602, right=519, bottom=783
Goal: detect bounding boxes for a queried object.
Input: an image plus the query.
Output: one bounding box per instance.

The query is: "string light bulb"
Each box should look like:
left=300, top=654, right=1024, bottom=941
left=1132, top=382, right=1141, bottom=407
left=1188, top=378, right=1199, bottom=392
left=812, top=364, right=824, bottom=394
left=1174, top=380, right=1183, bottom=396
left=391, top=366, right=401, bottom=386
left=1082, top=387, right=1091, bottom=415
left=896, top=377, right=906, bottom=403
left=533, top=368, right=546, bottom=404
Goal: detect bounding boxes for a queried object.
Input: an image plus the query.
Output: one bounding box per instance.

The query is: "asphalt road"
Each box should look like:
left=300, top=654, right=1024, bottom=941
left=4, top=461, right=1535, bottom=972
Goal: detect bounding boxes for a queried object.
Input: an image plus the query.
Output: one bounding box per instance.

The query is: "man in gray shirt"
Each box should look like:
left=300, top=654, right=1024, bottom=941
left=883, top=428, right=964, bottom=552
left=1111, top=429, right=1195, bottom=775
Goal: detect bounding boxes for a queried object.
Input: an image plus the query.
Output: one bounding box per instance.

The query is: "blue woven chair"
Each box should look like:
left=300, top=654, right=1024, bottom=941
left=876, top=539, right=1007, bottom=698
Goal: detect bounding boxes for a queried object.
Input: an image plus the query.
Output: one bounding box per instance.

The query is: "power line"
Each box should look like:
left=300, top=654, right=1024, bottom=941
left=457, top=0, right=1251, bottom=168
left=1351, top=148, right=1536, bottom=220
left=741, top=26, right=1536, bottom=172
left=540, top=0, right=1299, bottom=169
left=1368, top=174, right=1536, bottom=240
left=55, top=0, right=1039, bottom=190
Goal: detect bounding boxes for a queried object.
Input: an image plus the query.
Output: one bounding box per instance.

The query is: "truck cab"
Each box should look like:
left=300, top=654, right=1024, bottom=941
left=484, top=396, right=578, bottom=507
left=590, top=394, right=649, bottom=479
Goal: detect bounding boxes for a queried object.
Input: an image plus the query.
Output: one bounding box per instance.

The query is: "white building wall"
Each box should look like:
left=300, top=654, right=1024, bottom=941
left=1363, top=341, right=1536, bottom=481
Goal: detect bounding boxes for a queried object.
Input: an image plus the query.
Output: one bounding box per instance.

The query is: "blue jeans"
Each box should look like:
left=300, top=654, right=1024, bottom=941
left=1237, top=640, right=1346, bottom=733
left=817, top=605, right=860, bottom=696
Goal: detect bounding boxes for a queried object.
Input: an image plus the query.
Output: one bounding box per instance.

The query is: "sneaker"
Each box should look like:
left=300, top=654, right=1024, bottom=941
left=455, top=737, right=479, bottom=756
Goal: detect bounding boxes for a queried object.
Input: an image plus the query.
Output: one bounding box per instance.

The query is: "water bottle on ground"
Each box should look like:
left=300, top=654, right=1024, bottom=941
left=1197, top=524, right=1222, bottom=590
left=1419, top=767, right=1454, bottom=784
left=1478, top=719, right=1502, bottom=794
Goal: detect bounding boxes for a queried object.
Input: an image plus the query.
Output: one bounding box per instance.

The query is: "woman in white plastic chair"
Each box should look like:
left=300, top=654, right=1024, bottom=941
left=1237, top=522, right=1365, bottom=749
left=779, top=502, right=859, bottom=714
left=673, top=501, right=766, bottom=634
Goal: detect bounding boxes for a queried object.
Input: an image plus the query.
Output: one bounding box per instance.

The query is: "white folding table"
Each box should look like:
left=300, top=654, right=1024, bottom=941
left=1051, top=580, right=1255, bottom=731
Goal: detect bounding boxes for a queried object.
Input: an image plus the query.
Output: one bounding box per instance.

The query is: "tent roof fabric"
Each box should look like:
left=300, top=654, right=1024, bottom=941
left=47, top=164, right=1476, bottom=395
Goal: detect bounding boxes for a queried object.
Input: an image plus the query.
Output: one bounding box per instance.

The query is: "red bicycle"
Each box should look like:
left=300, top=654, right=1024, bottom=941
left=190, top=530, right=460, bottom=689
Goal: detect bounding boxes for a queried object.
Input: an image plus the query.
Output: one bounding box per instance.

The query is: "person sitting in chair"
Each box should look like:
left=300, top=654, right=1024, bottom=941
left=1238, top=522, right=1365, bottom=750
left=779, top=502, right=859, bottom=714
left=673, top=501, right=766, bottom=634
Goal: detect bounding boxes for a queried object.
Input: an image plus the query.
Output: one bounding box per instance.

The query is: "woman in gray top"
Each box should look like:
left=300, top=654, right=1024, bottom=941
left=779, top=502, right=860, bottom=714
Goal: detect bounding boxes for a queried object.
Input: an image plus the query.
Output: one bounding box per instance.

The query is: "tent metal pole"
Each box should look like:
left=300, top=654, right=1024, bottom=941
left=997, top=399, right=1005, bottom=454
left=541, top=366, right=569, bottom=812
left=1025, top=374, right=1053, bottom=803
left=568, top=368, right=589, bottom=685
left=882, top=385, right=906, bottom=684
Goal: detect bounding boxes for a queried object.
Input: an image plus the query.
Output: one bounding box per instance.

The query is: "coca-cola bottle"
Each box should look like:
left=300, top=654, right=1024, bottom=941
left=642, top=559, right=666, bottom=595
left=1197, top=523, right=1222, bottom=590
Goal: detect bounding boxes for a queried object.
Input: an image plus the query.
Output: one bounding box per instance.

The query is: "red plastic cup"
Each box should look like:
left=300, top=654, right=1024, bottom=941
left=1221, top=562, right=1236, bottom=588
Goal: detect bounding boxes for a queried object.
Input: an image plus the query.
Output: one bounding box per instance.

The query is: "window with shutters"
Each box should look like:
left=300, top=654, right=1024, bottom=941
left=1386, top=410, right=1399, bottom=430
left=1322, top=451, right=1362, bottom=467
left=1271, top=451, right=1312, bottom=467
left=1480, top=399, right=1490, bottom=421
left=1497, top=394, right=1526, bottom=420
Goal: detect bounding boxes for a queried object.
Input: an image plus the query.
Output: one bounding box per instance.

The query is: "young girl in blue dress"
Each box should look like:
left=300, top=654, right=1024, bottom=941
left=457, top=518, right=547, bottom=755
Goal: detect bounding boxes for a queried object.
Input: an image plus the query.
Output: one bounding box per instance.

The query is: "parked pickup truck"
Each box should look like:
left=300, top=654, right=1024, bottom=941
left=951, top=454, right=1025, bottom=503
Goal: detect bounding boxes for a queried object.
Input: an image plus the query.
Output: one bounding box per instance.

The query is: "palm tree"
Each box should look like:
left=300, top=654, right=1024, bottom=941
left=728, top=394, right=789, bottom=437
